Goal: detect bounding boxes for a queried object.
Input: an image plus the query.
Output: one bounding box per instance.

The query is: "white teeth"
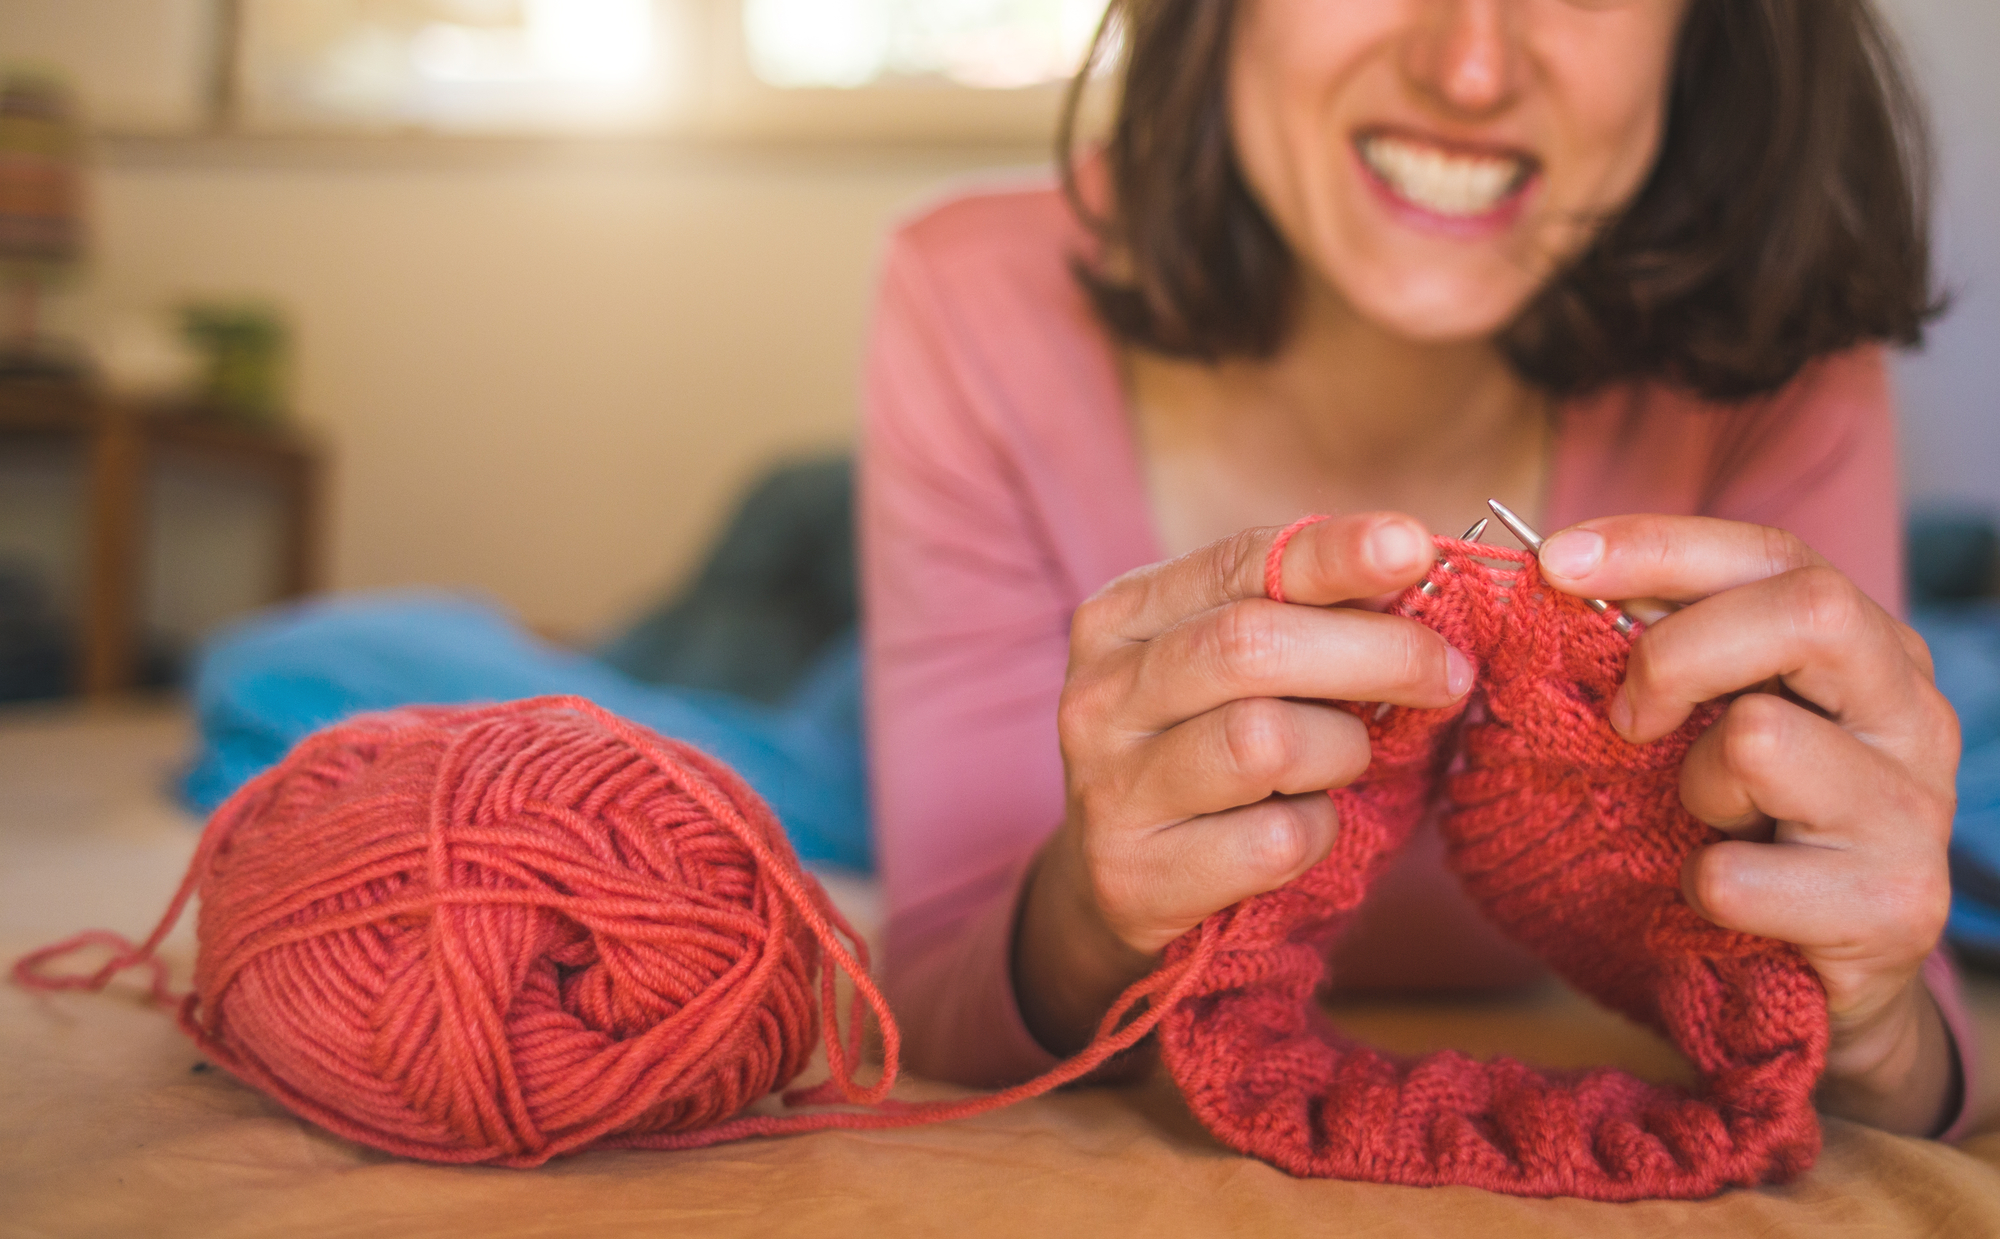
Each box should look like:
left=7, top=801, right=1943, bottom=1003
left=1359, top=135, right=1526, bottom=218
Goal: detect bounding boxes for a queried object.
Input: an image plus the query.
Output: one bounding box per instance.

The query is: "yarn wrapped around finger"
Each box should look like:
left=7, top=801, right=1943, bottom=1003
left=1158, top=537, right=1830, bottom=1200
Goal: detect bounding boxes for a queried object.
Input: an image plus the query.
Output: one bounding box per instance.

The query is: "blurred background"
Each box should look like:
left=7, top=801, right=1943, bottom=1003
left=0, top=0, right=1993, bottom=702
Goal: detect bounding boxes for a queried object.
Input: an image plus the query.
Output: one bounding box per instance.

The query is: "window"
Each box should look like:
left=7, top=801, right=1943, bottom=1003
left=1, top=0, right=1115, bottom=141
left=238, top=0, right=698, bottom=133
left=742, top=0, right=1108, bottom=91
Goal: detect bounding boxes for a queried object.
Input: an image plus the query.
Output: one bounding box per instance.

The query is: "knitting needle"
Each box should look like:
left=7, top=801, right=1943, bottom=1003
left=1419, top=518, right=1491, bottom=598
left=1485, top=499, right=1683, bottom=636
left=1376, top=519, right=1493, bottom=720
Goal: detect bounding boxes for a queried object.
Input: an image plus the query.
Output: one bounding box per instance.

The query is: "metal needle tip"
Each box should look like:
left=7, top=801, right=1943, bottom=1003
left=1419, top=519, right=1495, bottom=598
left=1484, top=498, right=1540, bottom=553
left=1484, top=498, right=1635, bottom=635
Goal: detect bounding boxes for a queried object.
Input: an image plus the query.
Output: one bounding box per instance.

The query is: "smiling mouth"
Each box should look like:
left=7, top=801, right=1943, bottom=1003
left=1356, top=131, right=1535, bottom=219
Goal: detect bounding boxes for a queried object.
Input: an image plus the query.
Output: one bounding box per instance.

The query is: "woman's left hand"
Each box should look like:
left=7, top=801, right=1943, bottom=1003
left=1536, top=514, right=1962, bottom=1138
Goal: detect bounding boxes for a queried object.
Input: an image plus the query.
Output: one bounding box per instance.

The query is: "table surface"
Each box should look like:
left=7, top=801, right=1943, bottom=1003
left=5, top=699, right=1998, bottom=1239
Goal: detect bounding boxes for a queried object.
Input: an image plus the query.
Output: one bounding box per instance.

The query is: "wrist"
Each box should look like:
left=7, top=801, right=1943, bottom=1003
left=1011, top=826, right=1158, bottom=1057
left=1817, top=973, right=1960, bottom=1137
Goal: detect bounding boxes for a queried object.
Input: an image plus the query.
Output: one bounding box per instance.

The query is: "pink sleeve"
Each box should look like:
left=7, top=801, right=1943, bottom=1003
left=1700, top=347, right=1976, bottom=1140
left=858, top=226, right=1069, bottom=1086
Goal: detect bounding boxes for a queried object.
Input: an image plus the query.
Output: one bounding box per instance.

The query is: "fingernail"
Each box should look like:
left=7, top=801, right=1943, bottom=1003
left=1368, top=522, right=1426, bottom=573
left=1540, top=529, right=1604, bottom=581
left=1607, top=684, right=1634, bottom=737
left=1446, top=647, right=1474, bottom=698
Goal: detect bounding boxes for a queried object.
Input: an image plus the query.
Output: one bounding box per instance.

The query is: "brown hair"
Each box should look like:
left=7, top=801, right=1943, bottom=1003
left=1057, top=0, right=1941, bottom=401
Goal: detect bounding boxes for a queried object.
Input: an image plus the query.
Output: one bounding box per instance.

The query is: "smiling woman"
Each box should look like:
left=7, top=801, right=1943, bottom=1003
left=1065, top=0, right=1934, bottom=395
left=865, top=0, right=1979, bottom=1150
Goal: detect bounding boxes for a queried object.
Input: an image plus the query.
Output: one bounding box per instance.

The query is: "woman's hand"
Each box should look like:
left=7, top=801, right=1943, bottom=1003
left=1013, top=513, right=1475, bottom=1055
left=1537, top=515, right=1962, bottom=1137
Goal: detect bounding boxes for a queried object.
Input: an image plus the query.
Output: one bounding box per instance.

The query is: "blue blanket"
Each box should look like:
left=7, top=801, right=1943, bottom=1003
left=1914, top=602, right=2000, bottom=965
left=182, top=591, right=871, bottom=872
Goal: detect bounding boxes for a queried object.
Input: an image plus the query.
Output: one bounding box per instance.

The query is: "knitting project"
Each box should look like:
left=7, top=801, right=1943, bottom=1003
left=1158, top=532, right=1830, bottom=1199
left=13, top=536, right=1828, bottom=1198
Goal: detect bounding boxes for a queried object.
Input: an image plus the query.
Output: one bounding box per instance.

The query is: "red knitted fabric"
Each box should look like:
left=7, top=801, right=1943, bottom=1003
left=1159, top=537, right=1829, bottom=1199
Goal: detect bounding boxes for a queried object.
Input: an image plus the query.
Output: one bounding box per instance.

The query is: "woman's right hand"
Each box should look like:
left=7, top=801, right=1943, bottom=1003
left=1012, top=512, right=1476, bottom=1054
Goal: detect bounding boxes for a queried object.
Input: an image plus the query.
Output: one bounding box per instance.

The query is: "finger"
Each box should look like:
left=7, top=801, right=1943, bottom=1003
left=1110, top=599, right=1473, bottom=732
left=1612, top=566, right=1949, bottom=768
left=1678, top=692, right=1943, bottom=848
left=1124, top=793, right=1342, bottom=938
left=1536, top=515, right=1824, bottom=605
left=1072, top=512, right=1435, bottom=656
left=1116, top=697, right=1372, bottom=825
left=1682, top=839, right=1950, bottom=977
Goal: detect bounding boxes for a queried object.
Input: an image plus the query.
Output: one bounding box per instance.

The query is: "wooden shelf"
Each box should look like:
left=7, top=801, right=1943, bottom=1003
left=0, top=381, right=326, bottom=696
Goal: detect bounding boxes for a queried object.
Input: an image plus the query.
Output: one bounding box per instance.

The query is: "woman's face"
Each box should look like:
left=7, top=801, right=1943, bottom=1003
left=1228, top=0, right=1690, bottom=343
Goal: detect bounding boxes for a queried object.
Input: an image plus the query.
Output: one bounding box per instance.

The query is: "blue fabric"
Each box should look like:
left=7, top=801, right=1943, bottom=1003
left=1912, top=602, right=2000, bottom=963
left=182, top=591, right=872, bottom=872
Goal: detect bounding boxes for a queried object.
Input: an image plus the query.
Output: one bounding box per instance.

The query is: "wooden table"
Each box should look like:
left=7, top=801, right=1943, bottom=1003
left=0, top=380, right=324, bottom=696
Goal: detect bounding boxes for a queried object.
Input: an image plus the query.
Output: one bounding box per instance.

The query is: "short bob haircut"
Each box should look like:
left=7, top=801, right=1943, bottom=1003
left=1058, top=0, right=1941, bottom=401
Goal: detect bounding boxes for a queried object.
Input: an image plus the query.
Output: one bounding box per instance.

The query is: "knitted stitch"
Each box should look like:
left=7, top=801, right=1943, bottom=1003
left=1160, top=537, right=1829, bottom=1198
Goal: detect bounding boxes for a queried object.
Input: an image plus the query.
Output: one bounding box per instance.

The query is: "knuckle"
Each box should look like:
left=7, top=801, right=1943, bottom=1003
left=1719, top=694, right=1789, bottom=779
left=1216, top=528, right=1266, bottom=600
left=1758, top=524, right=1816, bottom=576
left=1241, top=802, right=1319, bottom=879
left=1920, top=684, right=1962, bottom=761
left=1056, top=671, right=1118, bottom=747
left=1899, top=620, right=1939, bottom=682
left=1069, top=588, right=1121, bottom=642
left=1867, top=863, right=1952, bottom=955
left=1079, top=839, right=1140, bottom=921
left=1220, top=699, right=1295, bottom=783
left=1207, top=602, right=1287, bottom=685
left=1787, top=564, right=1865, bottom=642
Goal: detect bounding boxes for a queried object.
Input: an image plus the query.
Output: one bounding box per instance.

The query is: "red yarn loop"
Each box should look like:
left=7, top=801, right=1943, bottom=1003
left=13, top=537, right=1829, bottom=1198
left=1264, top=514, right=1332, bottom=605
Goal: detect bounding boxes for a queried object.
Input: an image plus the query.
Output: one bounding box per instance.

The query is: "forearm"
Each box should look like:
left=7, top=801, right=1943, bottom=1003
left=1816, top=974, right=1963, bottom=1138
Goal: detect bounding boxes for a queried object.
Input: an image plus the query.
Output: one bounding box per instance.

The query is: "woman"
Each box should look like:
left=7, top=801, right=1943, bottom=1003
left=861, top=0, right=1975, bottom=1139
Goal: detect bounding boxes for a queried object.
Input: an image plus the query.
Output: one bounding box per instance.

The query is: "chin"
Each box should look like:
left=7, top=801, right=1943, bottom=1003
left=1341, top=268, right=1535, bottom=345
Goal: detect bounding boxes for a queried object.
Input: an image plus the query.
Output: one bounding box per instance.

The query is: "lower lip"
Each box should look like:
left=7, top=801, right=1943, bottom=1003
left=1352, top=140, right=1537, bottom=240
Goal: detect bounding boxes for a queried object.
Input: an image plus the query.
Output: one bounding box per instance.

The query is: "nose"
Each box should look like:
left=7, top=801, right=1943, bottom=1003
left=1402, top=0, right=1522, bottom=117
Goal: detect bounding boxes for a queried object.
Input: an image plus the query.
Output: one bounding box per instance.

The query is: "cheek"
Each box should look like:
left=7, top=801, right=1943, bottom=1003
left=1226, top=0, right=1389, bottom=231
left=1535, top=17, right=1684, bottom=225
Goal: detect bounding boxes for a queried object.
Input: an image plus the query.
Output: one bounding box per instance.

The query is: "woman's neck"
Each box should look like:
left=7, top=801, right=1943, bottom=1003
left=1128, top=282, right=1552, bottom=554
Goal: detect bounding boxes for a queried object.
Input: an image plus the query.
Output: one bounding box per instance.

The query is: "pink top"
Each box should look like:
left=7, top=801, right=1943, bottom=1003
left=858, top=180, right=1977, bottom=1138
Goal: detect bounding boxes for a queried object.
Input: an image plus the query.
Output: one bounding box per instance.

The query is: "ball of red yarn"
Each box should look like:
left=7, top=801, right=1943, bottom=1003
left=18, top=697, right=891, bottom=1167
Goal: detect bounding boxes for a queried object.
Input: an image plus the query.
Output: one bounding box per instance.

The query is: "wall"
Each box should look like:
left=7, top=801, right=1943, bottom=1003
left=1883, top=0, right=2000, bottom=516
left=63, top=141, right=1039, bottom=638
